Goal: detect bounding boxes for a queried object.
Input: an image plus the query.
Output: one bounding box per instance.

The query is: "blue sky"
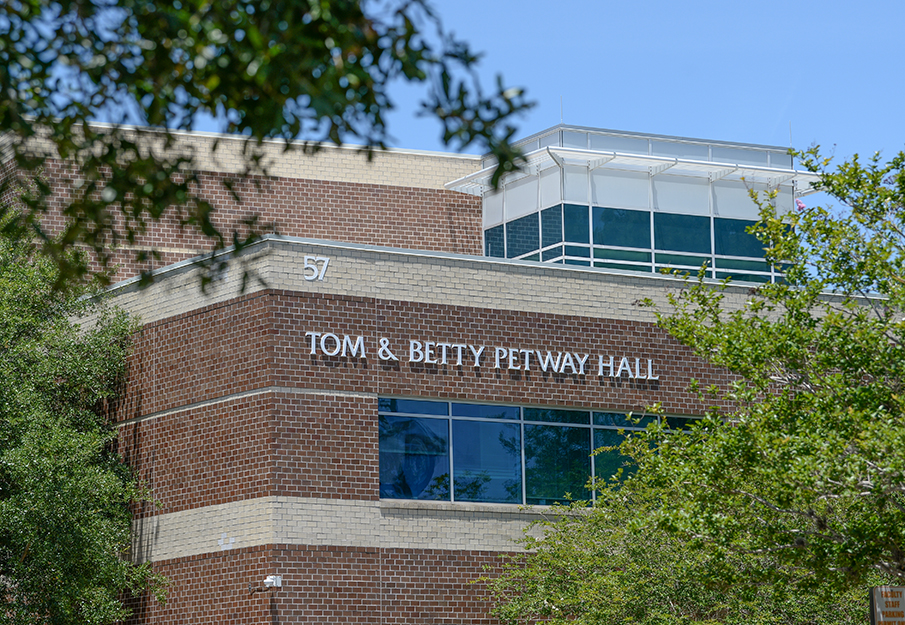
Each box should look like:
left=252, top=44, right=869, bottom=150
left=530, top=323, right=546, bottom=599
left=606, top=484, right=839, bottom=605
left=377, top=0, right=905, bottom=164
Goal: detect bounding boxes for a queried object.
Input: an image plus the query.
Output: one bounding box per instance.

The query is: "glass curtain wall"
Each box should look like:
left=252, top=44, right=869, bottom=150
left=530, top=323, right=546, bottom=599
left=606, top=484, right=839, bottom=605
left=378, top=398, right=697, bottom=505
left=482, top=146, right=794, bottom=283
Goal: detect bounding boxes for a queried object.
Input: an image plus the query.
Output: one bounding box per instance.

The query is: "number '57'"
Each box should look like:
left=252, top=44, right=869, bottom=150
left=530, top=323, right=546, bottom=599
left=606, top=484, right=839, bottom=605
left=303, top=256, right=330, bottom=281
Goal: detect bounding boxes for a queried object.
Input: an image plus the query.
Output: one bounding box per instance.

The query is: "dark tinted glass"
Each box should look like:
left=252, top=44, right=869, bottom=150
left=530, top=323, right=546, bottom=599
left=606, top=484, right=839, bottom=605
left=594, top=261, right=651, bottom=273
left=715, top=272, right=771, bottom=283
left=484, top=225, right=504, bottom=258
left=379, top=416, right=450, bottom=500
left=524, top=408, right=590, bottom=424
left=663, top=416, right=700, bottom=431
left=594, top=248, right=651, bottom=262
left=525, top=425, right=591, bottom=504
left=378, top=398, right=448, bottom=415
left=451, top=404, right=520, bottom=420
left=654, top=213, right=711, bottom=254
left=452, top=421, right=521, bottom=503
left=715, top=258, right=771, bottom=272
left=714, top=218, right=763, bottom=258
left=541, top=205, right=563, bottom=247
left=564, top=245, right=590, bottom=258
left=542, top=246, right=563, bottom=261
left=654, top=253, right=710, bottom=267
left=593, top=429, right=632, bottom=482
left=563, top=204, right=590, bottom=243
left=593, top=412, right=656, bottom=429
left=506, top=214, right=540, bottom=258
left=593, top=207, right=651, bottom=249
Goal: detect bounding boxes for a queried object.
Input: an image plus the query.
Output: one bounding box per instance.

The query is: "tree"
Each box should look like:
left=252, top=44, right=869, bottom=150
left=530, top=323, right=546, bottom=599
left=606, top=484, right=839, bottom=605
left=0, top=233, right=162, bottom=624
left=486, top=466, right=878, bottom=625
left=1, top=0, right=531, bottom=286
left=635, top=148, right=905, bottom=586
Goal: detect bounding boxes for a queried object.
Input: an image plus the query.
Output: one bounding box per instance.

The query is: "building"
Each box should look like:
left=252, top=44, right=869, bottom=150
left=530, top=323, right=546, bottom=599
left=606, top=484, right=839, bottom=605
left=91, top=125, right=817, bottom=623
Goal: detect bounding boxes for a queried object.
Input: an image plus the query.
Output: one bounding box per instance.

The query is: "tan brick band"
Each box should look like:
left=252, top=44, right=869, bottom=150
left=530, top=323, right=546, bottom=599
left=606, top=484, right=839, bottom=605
left=133, top=496, right=546, bottom=563
left=24, top=126, right=482, bottom=190
left=97, top=235, right=757, bottom=329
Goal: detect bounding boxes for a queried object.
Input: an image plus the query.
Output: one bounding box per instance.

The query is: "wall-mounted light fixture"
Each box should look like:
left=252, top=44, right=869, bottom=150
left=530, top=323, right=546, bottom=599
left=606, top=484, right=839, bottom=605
left=248, top=575, right=282, bottom=595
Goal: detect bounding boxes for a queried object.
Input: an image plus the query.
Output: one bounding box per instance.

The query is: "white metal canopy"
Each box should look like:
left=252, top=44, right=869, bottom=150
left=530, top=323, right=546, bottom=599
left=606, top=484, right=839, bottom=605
left=445, top=146, right=822, bottom=198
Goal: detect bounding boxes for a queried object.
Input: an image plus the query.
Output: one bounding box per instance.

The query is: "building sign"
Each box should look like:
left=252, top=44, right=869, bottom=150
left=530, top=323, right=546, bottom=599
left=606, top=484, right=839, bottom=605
left=871, top=587, right=905, bottom=625
left=304, top=331, right=659, bottom=380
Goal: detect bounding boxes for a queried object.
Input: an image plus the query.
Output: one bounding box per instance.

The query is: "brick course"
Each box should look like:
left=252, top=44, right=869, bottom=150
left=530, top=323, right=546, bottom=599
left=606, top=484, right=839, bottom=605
left=36, top=158, right=482, bottom=280
left=125, top=545, right=503, bottom=625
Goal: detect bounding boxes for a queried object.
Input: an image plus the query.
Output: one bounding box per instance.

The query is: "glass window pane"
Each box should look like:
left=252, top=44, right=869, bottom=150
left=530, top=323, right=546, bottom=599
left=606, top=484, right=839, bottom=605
left=715, top=258, right=771, bottom=272
left=452, top=421, right=522, bottom=504
left=564, top=245, right=590, bottom=258
left=379, top=416, right=450, bottom=500
left=563, top=204, right=589, bottom=243
left=506, top=213, right=540, bottom=259
left=594, top=248, right=651, bottom=262
left=663, top=416, right=700, bottom=431
left=656, top=266, right=707, bottom=278
left=715, top=272, right=771, bottom=283
left=651, top=141, right=708, bottom=160
left=525, top=425, right=591, bottom=505
left=542, top=247, right=563, bottom=261
left=565, top=259, right=590, bottom=266
left=593, top=429, right=633, bottom=482
left=593, top=207, right=650, bottom=249
left=484, top=226, right=504, bottom=258
left=654, top=213, right=711, bottom=254
left=378, top=399, right=448, bottom=415
left=589, top=134, right=649, bottom=155
left=593, top=412, right=656, bottom=429
left=711, top=146, right=768, bottom=167
left=541, top=205, right=563, bottom=247
left=771, top=151, right=793, bottom=169
left=562, top=131, right=587, bottom=149
left=594, top=261, right=651, bottom=273
left=714, top=218, right=764, bottom=258
left=539, top=132, right=560, bottom=149
left=452, top=404, right=520, bottom=419
left=524, top=408, right=590, bottom=424
left=654, top=253, right=710, bottom=267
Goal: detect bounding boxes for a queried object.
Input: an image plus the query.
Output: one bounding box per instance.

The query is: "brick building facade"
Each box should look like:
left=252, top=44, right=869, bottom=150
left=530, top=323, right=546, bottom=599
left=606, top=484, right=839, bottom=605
left=87, top=125, right=817, bottom=624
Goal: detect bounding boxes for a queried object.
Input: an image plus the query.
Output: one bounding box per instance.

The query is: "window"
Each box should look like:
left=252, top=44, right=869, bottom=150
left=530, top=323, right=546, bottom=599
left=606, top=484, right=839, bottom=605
left=485, top=207, right=776, bottom=284
left=378, top=398, right=687, bottom=505
left=485, top=225, right=504, bottom=258
left=653, top=213, right=711, bottom=254
left=505, top=214, right=539, bottom=258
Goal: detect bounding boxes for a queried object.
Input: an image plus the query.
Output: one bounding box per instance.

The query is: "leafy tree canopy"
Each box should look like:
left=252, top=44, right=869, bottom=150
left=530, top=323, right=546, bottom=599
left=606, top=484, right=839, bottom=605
left=487, top=465, right=879, bottom=625
left=637, top=148, right=905, bottom=586
left=1, top=0, right=531, bottom=286
left=0, top=234, right=162, bottom=624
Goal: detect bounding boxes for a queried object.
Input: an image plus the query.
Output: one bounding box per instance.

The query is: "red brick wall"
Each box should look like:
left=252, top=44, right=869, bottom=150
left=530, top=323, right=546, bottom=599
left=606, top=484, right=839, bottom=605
left=119, top=392, right=380, bottom=518
left=116, top=290, right=732, bottom=516
left=115, top=288, right=735, bottom=624
left=35, top=160, right=482, bottom=280
left=126, top=545, right=503, bottom=625
left=120, top=290, right=727, bottom=420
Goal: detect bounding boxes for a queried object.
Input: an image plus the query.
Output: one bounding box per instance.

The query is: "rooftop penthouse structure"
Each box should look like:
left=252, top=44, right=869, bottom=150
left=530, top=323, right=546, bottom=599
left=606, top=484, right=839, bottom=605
left=450, top=125, right=818, bottom=282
